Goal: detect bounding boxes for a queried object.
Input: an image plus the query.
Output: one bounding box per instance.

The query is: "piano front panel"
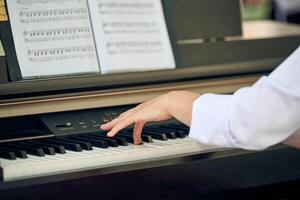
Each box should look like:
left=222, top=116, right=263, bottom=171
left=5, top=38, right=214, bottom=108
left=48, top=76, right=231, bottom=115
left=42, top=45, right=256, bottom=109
left=1, top=104, right=300, bottom=200
left=1, top=143, right=300, bottom=199
left=0, top=104, right=220, bottom=181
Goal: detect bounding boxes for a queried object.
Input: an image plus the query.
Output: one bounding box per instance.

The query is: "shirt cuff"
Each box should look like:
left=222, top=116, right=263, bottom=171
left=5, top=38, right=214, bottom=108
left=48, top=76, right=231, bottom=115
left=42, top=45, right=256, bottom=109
left=189, top=93, right=235, bottom=148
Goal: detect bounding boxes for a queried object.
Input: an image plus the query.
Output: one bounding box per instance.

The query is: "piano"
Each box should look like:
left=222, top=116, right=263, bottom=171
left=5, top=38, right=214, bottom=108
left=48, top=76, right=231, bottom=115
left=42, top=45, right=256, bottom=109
left=1, top=0, right=300, bottom=199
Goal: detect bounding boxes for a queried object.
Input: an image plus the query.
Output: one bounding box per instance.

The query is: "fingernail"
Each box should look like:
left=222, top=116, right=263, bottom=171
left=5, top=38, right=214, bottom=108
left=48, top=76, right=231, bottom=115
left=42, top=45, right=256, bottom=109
left=107, top=132, right=113, bottom=137
left=134, top=139, right=143, bottom=145
left=101, top=124, right=108, bottom=130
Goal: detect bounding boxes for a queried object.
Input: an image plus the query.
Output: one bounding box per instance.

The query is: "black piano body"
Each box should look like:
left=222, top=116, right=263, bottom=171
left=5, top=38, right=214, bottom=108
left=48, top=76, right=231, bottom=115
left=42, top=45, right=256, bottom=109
left=1, top=0, right=300, bottom=199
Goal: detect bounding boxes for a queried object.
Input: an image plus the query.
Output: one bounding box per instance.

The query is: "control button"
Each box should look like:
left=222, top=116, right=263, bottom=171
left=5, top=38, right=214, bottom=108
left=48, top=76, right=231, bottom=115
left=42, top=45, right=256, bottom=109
left=102, top=117, right=110, bottom=123
left=111, top=111, right=118, bottom=116
left=104, top=112, right=111, bottom=117
left=91, top=120, right=97, bottom=124
left=55, top=122, right=73, bottom=128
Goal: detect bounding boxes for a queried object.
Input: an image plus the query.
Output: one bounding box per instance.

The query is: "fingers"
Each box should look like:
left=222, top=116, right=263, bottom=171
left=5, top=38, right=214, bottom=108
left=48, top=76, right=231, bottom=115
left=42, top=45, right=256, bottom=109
left=100, top=108, right=145, bottom=145
left=100, top=117, right=120, bottom=131
left=101, top=108, right=136, bottom=130
left=100, top=99, right=161, bottom=141
left=133, top=121, right=145, bottom=145
left=106, top=118, right=134, bottom=137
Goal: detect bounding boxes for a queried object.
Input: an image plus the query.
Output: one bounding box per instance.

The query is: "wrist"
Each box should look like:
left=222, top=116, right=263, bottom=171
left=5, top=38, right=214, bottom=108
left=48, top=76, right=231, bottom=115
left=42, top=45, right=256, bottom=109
left=162, top=91, right=200, bottom=121
left=161, top=91, right=174, bottom=116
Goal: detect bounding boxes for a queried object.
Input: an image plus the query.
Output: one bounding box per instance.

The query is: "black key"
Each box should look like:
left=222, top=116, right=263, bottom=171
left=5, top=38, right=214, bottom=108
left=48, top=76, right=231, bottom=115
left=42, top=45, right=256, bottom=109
left=142, top=130, right=168, bottom=141
left=87, top=133, right=120, bottom=147
left=111, top=137, right=128, bottom=146
left=57, top=138, right=93, bottom=151
left=176, top=124, right=190, bottom=129
left=87, top=133, right=128, bottom=146
left=161, top=125, right=189, bottom=135
left=144, top=127, right=177, bottom=139
left=32, top=141, right=66, bottom=154
left=171, top=124, right=190, bottom=131
left=114, top=136, right=134, bottom=144
left=69, top=136, right=108, bottom=148
left=42, top=139, right=82, bottom=152
left=18, top=141, right=56, bottom=155
left=91, top=134, right=128, bottom=146
left=115, top=134, right=135, bottom=144
left=120, top=131, right=152, bottom=143
left=4, top=143, right=45, bottom=157
left=85, top=135, right=119, bottom=147
left=0, top=149, right=16, bottom=160
left=176, top=126, right=189, bottom=130
left=155, top=126, right=186, bottom=138
left=0, top=146, right=27, bottom=158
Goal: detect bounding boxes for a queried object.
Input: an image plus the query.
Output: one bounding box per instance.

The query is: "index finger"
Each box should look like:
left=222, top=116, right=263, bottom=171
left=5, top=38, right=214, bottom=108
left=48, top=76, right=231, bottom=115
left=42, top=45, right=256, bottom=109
left=106, top=118, right=134, bottom=137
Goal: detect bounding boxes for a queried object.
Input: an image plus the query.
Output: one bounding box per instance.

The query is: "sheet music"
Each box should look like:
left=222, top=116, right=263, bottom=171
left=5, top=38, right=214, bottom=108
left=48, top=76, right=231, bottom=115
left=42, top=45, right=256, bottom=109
left=88, top=0, right=175, bottom=74
left=7, top=0, right=100, bottom=78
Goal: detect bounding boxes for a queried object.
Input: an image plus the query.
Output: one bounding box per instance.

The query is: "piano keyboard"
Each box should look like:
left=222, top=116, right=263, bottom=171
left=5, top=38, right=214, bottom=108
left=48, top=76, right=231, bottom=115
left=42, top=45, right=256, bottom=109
left=0, top=125, right=216, bottom=181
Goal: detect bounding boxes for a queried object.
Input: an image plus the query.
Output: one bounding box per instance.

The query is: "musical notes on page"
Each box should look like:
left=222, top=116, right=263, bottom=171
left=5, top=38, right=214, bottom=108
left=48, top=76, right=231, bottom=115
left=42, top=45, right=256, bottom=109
left=23, top=27, right=92, bottom=43
left=19, top=8, right=89, bottom=24
left=7, top=0, right=99, bottom=78
left=27, top=46, right=96, bottom=62
left=88, top=0, right=175, bottom=74
left=16, top=0, right=81, bottom=5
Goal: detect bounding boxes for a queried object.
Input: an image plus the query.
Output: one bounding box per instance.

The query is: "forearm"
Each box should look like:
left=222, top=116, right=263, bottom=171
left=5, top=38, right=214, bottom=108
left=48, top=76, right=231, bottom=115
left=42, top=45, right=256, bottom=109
left=189, top=46, right=300, bottom=150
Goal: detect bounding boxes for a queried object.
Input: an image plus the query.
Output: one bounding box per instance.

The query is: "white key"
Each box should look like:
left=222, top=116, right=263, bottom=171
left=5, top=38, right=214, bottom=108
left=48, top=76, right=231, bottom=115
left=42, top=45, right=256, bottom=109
left=0, top=137, right=218, bottom=181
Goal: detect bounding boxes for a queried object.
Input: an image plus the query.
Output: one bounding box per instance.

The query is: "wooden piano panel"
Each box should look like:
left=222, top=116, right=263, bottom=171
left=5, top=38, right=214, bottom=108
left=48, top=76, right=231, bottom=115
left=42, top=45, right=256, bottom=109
left=0, top=74, right=261, bottom=118
left=1, top=145, right=300, bottom=199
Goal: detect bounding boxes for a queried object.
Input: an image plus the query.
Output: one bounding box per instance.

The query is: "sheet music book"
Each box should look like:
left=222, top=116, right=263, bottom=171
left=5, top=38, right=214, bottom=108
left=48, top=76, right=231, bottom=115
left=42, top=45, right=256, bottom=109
left=6, top=0, right=175, bottom=79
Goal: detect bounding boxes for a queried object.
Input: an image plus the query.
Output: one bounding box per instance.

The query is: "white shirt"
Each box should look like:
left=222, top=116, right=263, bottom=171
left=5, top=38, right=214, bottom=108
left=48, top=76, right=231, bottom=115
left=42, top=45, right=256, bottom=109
left=189, top=46, right=300, bottom=150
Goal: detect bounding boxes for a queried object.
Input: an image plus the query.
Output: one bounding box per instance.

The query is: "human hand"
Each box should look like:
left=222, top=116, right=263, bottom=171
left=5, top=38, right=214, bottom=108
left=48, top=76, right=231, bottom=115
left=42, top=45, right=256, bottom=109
left=101, top=91, right=200, bottom=144
left=283, top=129, right=300, bottom=149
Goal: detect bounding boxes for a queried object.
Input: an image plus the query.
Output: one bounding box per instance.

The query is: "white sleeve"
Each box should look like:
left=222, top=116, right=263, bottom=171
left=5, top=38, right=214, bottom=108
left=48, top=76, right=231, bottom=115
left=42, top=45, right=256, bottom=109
left=189, top=46, right=300, bottom=150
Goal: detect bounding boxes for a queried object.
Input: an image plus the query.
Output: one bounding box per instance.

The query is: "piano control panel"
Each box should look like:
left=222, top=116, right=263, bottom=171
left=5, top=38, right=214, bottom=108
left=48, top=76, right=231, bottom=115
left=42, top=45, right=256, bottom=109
left=40, top=105, right=132, bottom=136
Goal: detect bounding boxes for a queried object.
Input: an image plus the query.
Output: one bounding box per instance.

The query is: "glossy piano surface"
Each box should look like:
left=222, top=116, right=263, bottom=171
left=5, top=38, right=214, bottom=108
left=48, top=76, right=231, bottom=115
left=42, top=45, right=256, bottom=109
left=0, top=128, right=217, bottom=181
left=1, top=144, right=300, bottom=199
left=1, top=105, right=300, bottom=199
left=0, top=105, right=215, bottom=181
